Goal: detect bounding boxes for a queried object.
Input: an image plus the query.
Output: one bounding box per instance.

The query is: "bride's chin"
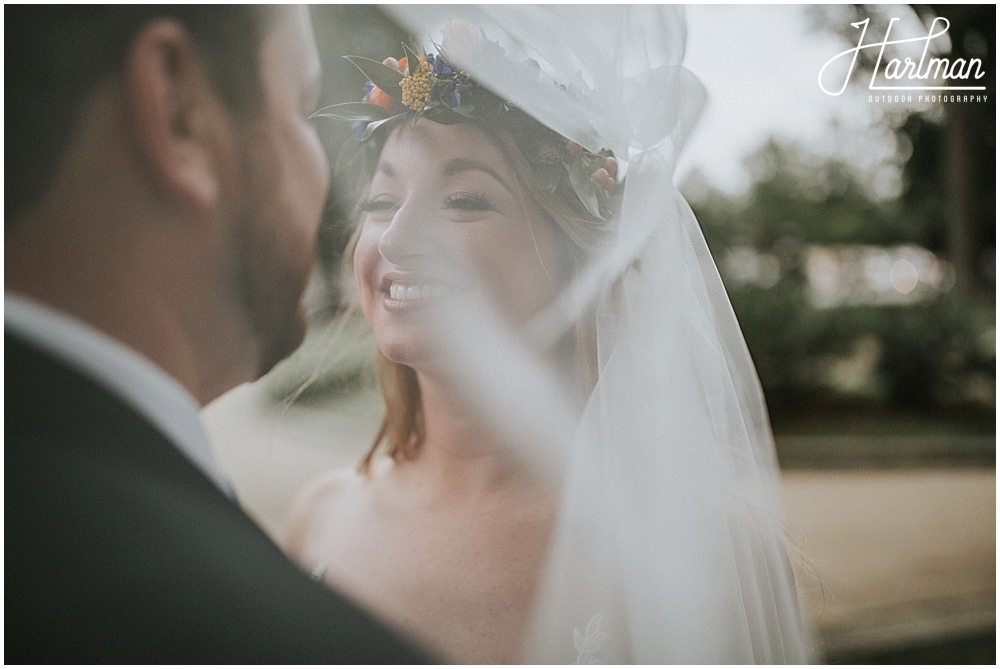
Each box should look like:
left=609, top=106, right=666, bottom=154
left=376, top=337, right=438, bottom=369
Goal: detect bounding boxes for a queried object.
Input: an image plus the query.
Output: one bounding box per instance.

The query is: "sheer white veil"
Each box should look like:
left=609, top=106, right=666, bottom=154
left=382, top=5, right=815, bottom=663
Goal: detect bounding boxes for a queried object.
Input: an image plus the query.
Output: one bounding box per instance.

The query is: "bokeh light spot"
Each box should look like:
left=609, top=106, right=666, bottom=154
left=890, top=259, right=919, bottom=295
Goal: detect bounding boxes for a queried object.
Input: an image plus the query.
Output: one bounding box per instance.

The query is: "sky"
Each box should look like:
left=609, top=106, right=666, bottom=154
left=676, top=4, right=927, bottom=196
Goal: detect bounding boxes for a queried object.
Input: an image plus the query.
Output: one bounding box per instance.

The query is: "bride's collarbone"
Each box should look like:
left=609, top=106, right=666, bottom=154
left=323, top=460, right=554, bottom=572
left=365, top=456, right=555, bottom=520
left=307, top=464, right=551, bottom=664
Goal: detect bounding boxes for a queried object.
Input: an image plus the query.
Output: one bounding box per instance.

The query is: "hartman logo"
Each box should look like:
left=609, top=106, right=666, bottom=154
left=819, top=17, right=987, bottom=96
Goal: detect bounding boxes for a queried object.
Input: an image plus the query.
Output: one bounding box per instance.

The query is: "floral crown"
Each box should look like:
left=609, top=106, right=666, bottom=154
left=311, top=24, right=619, bottom=220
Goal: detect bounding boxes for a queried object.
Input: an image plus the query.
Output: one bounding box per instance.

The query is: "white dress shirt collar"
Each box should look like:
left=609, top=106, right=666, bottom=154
left=5, top=293, right=236, bottom=500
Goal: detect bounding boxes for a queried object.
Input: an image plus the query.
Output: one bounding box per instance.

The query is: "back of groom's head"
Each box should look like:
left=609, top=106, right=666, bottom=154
left=5, top=5, right=330, bottom=404
left=5, top=5, right=277, bottom=224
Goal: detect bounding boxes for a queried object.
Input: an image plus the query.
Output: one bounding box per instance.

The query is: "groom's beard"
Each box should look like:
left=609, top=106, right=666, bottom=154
left=237, top=224, right=311, bottom=379
left=234, top=163, right=317, bottom=380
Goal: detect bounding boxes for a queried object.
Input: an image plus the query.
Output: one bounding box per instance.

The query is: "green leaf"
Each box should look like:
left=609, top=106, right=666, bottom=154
left=361, top=113, right=405, bottom=141
left=310, top=102, right=389, bottom=123
left=345, top=56, right=404, bottom=102
left=425, top=107, right=467, bottom=125
left=450, top=103, right=476, bottom=118
left=401, top=43, right=423, bottom=72
left=568, top=160, right=602, bottom=219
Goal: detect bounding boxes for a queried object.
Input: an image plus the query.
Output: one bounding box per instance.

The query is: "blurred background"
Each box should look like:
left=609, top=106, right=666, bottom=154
left=204, top=5, right=995, bottom=663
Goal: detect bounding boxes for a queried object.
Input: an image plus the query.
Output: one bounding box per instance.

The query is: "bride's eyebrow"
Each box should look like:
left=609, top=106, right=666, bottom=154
left=374, top=162, right=396, bottom=178
left=441, top=158, right=513, bottom=195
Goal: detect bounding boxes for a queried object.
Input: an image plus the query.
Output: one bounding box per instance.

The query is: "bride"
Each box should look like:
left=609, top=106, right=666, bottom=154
left=287, top=6, right=813, bottom=664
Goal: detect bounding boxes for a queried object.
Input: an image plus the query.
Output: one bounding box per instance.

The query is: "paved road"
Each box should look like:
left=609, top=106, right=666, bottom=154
left=204, top=382, right=996, bottom=657
left=783, top=469, right=994, bottom=655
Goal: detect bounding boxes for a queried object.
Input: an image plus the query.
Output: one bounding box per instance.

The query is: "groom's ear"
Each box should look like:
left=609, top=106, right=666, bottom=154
left=123, top=19, right=239, bottom=217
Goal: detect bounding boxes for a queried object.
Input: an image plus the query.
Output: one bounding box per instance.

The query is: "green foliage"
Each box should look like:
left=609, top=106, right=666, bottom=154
left=310, top=101, right=389, bottom=123
left=345, top=56, right=405, bottom=102
left=732, top=286, right=995, bottom=411
left=697, top=139, right=924, bottom=252
left=689, top=139, right=995, bottom=414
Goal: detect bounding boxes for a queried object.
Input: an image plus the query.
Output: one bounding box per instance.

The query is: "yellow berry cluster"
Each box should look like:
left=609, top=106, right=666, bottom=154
left=400, top=60, right=432, bottom=112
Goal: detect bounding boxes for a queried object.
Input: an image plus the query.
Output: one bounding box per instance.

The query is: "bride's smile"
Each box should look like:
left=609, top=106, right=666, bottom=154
left=382, top=273, right=466, bottom=307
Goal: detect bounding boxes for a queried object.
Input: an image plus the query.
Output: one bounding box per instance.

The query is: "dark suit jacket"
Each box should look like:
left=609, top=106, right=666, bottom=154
left=5, top=332, right=429, bottom=663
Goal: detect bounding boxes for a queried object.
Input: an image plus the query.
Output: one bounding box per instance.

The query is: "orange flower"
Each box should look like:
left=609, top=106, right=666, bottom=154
left=368, top=87, right=397, bottom=114
left=396, top=55, right=426, bottom=75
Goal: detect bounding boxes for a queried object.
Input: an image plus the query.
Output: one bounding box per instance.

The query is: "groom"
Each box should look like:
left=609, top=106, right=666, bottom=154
left=6, top=6, right=426, bottom=663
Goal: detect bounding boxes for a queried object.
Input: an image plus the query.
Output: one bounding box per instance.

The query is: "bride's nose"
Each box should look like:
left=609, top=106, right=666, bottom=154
left=378, top=201, right=438, bottom=264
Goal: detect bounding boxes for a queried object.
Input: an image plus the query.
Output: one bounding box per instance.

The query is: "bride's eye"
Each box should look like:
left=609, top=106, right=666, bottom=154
left=443, top=191, right=498, bottom=212
left=358, top=197, right=398, bottom=213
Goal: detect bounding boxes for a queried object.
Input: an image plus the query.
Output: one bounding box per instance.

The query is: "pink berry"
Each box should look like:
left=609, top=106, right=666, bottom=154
left=604, top=157, right=618, bottom=173
left=591, top=168, right=614, bottom=190
left=567, top=141, right=583, bottom=156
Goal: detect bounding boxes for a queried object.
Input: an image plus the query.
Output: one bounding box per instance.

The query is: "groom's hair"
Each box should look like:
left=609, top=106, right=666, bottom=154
left=5, top=5, right=281, bottom=224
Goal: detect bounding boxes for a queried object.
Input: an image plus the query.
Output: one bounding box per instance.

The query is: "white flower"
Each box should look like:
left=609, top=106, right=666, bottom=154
left=440, top=19, right=483, bottom=65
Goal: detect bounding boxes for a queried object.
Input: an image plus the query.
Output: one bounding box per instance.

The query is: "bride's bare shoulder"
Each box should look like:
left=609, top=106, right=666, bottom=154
left=284, top=458, right=394, bottom=556
left=285, top=466, right=360, bottom=556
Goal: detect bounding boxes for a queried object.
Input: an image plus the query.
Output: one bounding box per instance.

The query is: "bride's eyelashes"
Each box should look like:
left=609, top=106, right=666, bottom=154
left=443, top=191, right=498, bottom=213
left=360, top=192, right=499, bottom=215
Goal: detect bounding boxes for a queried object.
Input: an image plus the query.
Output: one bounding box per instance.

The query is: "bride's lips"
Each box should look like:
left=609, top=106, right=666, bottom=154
left=379, top=272, right=467, bottom=312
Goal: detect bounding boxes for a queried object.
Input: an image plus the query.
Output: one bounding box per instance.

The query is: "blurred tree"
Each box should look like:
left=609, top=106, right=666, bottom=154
left=688, top=138, right=994, bottom=414
left=907, top=5, right=995, bottom=298
left=697, top=138, right=914, bottom=252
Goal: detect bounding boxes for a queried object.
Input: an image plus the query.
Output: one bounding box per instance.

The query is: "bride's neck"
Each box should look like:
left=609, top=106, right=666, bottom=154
left=405, top=370, right=529, bottom=496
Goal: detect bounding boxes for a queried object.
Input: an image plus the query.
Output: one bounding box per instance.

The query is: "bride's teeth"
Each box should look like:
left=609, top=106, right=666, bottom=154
left=389, top=281, right=458, bottom=300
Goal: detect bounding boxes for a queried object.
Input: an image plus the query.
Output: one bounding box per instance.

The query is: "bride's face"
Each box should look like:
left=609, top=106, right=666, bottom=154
left=354, top=120, right=564, bottom=365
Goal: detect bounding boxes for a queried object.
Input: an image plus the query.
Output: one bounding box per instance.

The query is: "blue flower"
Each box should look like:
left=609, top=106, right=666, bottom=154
left=352, top=120, right=366, bottom=142
left=440, top=81, right=470, bottom=108
left=429, top=53, right=454, bottom=76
